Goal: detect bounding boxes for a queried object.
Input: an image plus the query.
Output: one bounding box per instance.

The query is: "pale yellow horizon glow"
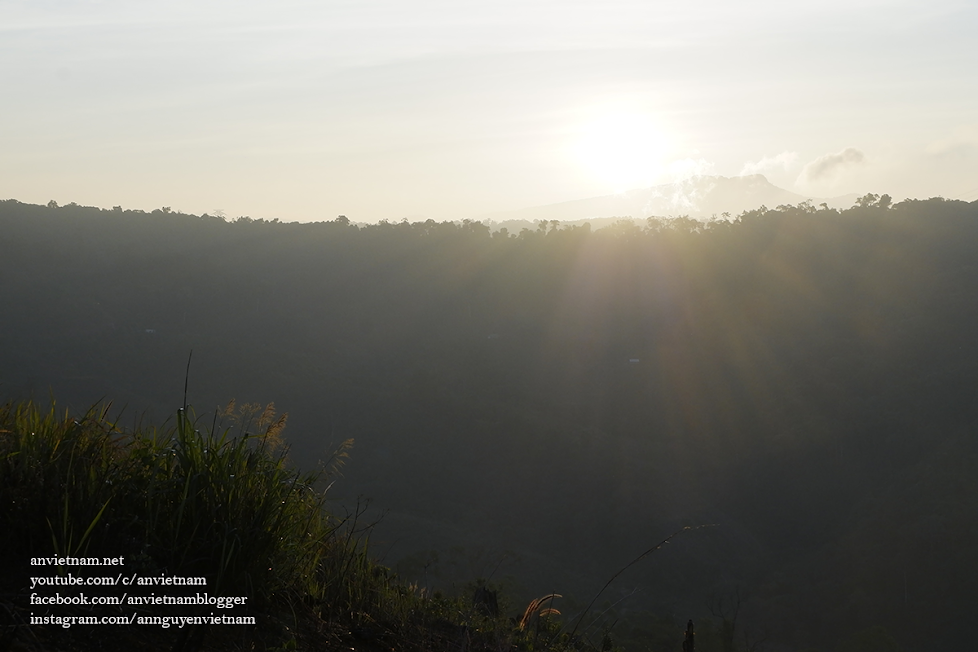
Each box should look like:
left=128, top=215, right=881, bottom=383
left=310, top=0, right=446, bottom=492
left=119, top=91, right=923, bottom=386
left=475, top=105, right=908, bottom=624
left=0, top=0, right=977, bottom=222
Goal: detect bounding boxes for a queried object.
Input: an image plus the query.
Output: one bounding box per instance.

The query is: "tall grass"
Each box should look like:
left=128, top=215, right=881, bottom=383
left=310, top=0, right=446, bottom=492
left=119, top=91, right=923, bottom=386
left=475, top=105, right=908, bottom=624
left=0, top=399, right=415, bottom=648
left=0, top=399, right=348, bottom=604
left=1, top=397, right=621, bottom=651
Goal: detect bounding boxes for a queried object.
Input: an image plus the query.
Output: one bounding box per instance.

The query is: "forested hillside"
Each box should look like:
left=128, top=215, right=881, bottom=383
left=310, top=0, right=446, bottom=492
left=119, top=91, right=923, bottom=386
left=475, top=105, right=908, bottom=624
left=2, top=196, right=977, bottom=651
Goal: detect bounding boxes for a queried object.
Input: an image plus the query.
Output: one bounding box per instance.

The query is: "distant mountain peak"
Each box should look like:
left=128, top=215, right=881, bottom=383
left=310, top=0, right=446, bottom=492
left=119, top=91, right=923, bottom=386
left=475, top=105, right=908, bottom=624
left=479, top=175, right=856, bottom=229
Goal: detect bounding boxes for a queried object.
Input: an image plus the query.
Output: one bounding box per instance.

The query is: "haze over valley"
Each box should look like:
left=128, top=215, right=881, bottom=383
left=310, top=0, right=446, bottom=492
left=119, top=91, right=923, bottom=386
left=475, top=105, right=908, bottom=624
left=3, top=1, right=978, bottom=651
left=3, top=195, right=978, bottom=651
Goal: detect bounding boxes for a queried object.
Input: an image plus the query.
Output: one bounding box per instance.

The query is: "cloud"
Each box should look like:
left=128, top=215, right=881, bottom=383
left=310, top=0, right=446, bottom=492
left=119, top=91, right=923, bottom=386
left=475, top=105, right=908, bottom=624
left=798, top=147, right=865, bottom=183
left=740, top=151, right=798, bottom=176
left=642, top=172, right=718, bottom=215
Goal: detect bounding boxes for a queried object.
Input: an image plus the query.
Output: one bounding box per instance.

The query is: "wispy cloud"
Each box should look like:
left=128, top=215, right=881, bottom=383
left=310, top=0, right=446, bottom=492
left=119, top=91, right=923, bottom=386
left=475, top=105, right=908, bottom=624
left=741, top=151, right=798, bottom=176
left=642, top=169, right=718, bottom=215
left=798, top=147, right=865, bottom=183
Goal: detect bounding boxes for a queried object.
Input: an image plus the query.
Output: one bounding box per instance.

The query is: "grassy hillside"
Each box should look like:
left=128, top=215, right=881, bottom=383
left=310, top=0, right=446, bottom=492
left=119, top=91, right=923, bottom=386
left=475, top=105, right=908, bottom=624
left=1, top=397, right=634, bottom=652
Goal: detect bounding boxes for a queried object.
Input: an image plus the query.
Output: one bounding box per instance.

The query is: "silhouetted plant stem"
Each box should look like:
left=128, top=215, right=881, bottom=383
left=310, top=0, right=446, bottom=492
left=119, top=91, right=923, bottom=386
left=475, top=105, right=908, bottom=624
left=567, top=524, right=716, bottom=643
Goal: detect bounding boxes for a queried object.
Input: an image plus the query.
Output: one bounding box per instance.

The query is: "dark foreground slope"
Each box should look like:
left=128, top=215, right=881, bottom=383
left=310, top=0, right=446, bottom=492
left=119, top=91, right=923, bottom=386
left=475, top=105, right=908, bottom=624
left=0, top=399, right=593, bottom=652
left=2, top=197, right=978, bottom=651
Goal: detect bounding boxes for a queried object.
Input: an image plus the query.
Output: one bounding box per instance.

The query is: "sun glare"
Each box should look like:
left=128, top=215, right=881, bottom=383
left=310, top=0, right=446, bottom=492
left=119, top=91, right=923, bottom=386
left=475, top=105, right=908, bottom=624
left=573, top=110, right=672, bottom=193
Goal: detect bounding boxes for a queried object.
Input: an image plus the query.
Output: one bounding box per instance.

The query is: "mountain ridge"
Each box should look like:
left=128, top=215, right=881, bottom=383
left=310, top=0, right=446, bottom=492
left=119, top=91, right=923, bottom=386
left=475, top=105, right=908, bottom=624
left=477, top=174, right=858, bottom=230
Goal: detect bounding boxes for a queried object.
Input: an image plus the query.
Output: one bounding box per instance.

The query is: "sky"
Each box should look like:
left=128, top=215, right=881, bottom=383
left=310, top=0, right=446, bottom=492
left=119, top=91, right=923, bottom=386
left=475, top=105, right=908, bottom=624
left=2, top=0, right=977, bottom=223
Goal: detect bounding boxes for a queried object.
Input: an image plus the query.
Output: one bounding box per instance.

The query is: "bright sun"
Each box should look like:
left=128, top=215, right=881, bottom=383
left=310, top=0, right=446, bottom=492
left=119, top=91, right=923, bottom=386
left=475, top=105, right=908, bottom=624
left=573, top=110, right=672, bottom=192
